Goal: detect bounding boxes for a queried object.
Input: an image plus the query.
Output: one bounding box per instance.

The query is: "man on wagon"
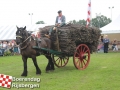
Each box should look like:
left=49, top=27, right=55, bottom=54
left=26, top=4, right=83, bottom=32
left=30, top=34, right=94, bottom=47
left=45, top=10, right=66, bottom=38
left=55, top=10, right=66, bottom=27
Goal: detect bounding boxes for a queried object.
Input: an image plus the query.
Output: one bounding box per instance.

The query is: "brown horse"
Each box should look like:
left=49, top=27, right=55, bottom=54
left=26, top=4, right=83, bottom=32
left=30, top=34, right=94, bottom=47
left=16, top=26, right=54, bottom=76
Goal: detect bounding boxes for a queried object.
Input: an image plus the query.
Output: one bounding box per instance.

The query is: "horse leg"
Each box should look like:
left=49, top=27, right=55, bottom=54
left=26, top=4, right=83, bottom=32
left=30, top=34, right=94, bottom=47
left=32, top=56, right=41, bottom=75
left=45, top=55, right=55, bottom=72
left=21, top=56, right=28, bottom=76
left=45, top=55, right=51, bottom=72
left=48, top=55, right=55, bottom=71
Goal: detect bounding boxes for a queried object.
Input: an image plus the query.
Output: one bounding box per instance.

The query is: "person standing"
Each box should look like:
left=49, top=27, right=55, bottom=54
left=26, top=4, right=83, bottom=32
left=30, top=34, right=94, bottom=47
left=8, top=41, right=14, bottom=54
left=0, top=41, right=3, bottom=55
left=0, top=41, right=2, bottom=48
left=2, top=41, right=7, bottom=50
left=101, top=36, right=104, bottom=42
left=103, top=35, right=109, bottom=53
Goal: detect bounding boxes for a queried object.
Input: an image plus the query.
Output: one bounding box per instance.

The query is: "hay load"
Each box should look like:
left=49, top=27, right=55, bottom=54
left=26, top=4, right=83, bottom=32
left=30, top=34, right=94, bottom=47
left=39, top=24, right=101, bottom=55
left=39, top=25, right=53, bottom=37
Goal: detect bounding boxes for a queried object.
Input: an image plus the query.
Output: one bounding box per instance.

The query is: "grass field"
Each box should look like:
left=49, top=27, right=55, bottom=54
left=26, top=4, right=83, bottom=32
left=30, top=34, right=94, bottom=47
left=0, top=52, right=120, bottom=90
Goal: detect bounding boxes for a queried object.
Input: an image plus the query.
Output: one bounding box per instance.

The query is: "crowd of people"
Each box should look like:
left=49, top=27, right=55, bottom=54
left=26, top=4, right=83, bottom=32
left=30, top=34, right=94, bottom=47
left=0, top=31, right=41, bottom=56
left=0, top=40, right=20, bottom=55
left=98, top=35, right=119, bottom=53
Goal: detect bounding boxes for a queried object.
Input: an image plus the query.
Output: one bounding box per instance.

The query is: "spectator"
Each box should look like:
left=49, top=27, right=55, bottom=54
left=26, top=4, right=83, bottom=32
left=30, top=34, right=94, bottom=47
left=112, top=39, right=118, bottom=51
left=103, top=35, right=109, bottom=53
left=18, top=45, right=20, bottom=54
left=8, top=41, right=12, bottom=47
left=0, top=41, right=2, bottom=48
left=8, top=41, right=14, bottom=54
left=11, top=40, right=15, bottom=47
left=2, top=41, right=7, bottom=50
left=97, top=40, right=104, bottom=53
left=101, top=36, right=103, bottom=42
left=13, top=40, right=19, bottom=54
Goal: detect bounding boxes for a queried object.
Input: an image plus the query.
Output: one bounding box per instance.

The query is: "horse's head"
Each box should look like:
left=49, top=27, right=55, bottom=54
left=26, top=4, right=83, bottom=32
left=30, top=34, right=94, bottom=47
left=16, top=26, right=29, bottom=45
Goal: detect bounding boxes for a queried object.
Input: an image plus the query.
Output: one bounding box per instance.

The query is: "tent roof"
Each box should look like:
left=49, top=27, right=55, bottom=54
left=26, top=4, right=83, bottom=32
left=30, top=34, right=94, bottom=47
left=100, top=15, right=120, bottom=34
left=0, top=24, right=50, bottom=40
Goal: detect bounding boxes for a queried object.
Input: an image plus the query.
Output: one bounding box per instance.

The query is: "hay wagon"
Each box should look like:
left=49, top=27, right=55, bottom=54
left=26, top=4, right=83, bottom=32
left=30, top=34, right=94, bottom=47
left=36, top=24, right=101, bottom=70
left=37, top=43, right=90, bottom=70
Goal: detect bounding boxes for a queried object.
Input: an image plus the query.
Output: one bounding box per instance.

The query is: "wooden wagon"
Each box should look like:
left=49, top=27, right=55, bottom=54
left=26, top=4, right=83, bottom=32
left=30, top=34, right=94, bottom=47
left=34, top=25, right=92, bottom=70
left=39, top=43, right=90, bottom=70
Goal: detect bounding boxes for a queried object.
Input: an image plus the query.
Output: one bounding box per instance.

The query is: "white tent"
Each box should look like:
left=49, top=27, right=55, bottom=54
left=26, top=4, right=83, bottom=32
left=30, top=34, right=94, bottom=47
left=0, top=24, right=50, bottom=40
left=100, top=15, right=120, bottom=34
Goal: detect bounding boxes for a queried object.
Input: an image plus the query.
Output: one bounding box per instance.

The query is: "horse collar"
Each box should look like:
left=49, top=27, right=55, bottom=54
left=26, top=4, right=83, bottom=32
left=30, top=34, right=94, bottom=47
left=20, top=43, right=28, bottom=50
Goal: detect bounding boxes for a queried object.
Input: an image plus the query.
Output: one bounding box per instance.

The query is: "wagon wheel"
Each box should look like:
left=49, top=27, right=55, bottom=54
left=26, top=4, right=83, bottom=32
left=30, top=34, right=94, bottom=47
left=73, top=44, right=90, bottom=70
left=52, top=54, right=69, bottom=67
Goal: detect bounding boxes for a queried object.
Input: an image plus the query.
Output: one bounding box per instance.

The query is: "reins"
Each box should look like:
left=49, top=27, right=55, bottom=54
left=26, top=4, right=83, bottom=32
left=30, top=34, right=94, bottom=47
left=16, top=35, right=32, bottom=50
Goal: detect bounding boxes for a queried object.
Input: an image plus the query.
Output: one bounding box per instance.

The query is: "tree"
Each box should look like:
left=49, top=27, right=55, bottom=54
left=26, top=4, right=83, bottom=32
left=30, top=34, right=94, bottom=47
left=78, top=19, right=86, bottom=25
left=72, top=20, right=77, bottom=24
left=69, top=20, right=86, bottom=25
left=92, top=15, right=111, bottom=28
left=36, top=21, right=45, bottom=24
left=69, top=15, right=111, bottom=28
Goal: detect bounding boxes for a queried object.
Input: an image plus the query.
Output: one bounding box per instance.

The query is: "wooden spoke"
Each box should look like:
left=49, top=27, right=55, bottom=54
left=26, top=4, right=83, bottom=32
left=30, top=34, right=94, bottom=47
left=73, top=44, right=90, bottom=70
left=80, top=60, right=83, bottom=68
left=58, top=59, right=60, bottom=65
left=61, top=59, right=62, bottom=66
left=84, top=50, right=89, bottom=53
left=55, top=58, right=60, bottom=62
left=82, top=47, right=86, bottom=52
left=52, top=54, right=69, bottom=68
left=63, top=59, right=66, bottom=64
left=82, top=60, right=86, bottom=66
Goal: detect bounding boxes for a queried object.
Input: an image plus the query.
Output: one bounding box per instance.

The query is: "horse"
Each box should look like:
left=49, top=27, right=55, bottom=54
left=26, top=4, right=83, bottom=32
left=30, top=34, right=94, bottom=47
left=16, top=26, right=54, bottom=76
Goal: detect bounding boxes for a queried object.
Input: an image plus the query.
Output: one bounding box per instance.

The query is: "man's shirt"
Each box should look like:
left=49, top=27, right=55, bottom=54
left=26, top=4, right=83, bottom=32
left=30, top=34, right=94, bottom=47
left=103, top=38, right=109, bottom=43
left=55, top=15, right=66, bottom=24
left=58, top=17, right=62, bottom=23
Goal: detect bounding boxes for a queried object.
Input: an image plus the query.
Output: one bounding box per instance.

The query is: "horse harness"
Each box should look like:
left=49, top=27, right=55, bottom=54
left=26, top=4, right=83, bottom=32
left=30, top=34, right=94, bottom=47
left=16, top=35, right=33, bottom=50
left=16, top=35, right=45, bottom=50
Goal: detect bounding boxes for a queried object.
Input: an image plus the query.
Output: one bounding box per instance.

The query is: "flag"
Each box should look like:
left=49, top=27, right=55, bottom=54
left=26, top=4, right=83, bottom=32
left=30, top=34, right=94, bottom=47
left=0, top=74, right=12, bottom=88
left=86, top=0, right=91, bottom=27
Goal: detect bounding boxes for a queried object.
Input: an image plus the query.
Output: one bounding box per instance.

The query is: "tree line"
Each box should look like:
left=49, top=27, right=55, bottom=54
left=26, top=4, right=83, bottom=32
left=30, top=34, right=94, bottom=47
left=36, top=15, right=111, bottom=28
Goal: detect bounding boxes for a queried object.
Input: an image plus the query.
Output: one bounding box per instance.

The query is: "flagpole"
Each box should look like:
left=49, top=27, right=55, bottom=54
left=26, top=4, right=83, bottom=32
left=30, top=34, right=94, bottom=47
left=86, top=0, right=91, bottom=27
left=90, top=0, right=92, bottom=27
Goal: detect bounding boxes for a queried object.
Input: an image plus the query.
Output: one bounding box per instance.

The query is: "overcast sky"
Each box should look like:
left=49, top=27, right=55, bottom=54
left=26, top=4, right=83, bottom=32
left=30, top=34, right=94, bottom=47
left=0, top=0, right=120, bottom=25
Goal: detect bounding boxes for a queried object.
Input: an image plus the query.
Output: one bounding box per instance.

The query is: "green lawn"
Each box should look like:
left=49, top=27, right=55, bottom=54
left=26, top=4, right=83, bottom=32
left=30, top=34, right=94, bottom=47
left=0, top=52, right=120, bottom=90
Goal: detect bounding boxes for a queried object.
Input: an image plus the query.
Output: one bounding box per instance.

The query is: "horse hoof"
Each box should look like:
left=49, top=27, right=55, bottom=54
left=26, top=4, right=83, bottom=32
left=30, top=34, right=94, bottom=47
left=46, top=70, right=50, bottom=73
left=50, top=70, right=54, bottom=72
left=36, top=74, right=41, bottom=75
left=36, top=72, right=41, bottom=75
left=36, top=69, right=41, bottom=75
left=21, top=72, right=27, bottom=76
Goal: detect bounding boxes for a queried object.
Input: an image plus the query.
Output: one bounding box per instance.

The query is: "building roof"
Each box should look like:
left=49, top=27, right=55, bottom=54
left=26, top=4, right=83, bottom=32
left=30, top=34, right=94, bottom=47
left=100, top=15, right=120, bottom=34
left=0, top=24, right=49, bottom=40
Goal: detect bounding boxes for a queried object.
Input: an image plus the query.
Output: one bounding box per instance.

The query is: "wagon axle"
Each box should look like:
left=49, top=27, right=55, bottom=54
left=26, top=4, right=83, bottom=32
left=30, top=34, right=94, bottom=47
left=78, top=53, right=87, bottom=60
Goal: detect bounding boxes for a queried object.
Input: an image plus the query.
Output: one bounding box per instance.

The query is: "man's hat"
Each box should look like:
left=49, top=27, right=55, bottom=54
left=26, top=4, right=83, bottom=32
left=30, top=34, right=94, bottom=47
left=58, top=10, right=62, bottom=13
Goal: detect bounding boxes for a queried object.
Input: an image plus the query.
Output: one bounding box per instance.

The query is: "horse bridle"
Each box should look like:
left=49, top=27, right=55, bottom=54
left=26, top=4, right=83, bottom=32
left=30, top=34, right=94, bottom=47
left=16, top=35, right=32, bottom=50
left=16, top=35, right=22, bottom=38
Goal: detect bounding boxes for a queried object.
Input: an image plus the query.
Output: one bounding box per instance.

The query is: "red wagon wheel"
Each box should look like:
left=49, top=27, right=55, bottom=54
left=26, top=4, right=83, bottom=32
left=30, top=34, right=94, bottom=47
left=73, top=44, right=90, bottom=70
left=52, top=55, right=69, bottom=67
